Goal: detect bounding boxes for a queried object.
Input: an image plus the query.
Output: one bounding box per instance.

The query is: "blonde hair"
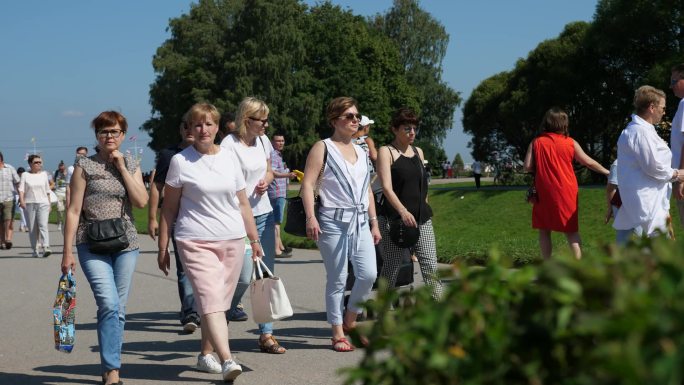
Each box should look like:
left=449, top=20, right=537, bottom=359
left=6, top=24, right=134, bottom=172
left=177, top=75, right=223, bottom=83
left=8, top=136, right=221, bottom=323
left=183, top=103, right=220, bottom=128
left=235, top=97, right=269, bottom=139
left=633, top=85, right=665, bottom=115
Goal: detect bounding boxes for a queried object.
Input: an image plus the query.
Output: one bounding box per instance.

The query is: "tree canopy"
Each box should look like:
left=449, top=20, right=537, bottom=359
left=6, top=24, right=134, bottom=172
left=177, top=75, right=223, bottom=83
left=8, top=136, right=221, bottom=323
left=463, top=0, right=684, bottom=169
left=144, top=0, right=460, bottom=169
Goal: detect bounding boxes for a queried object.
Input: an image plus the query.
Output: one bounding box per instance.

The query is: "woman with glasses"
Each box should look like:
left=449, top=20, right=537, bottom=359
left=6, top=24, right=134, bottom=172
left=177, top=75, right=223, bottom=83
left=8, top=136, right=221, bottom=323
left=376, top=107, right=443, bottom=300
left=301, top=96, right=381, bottom=352
left=60, top=111, right=148, bottom=385
left=19, top=154, right=52, bottom=257
left=220, top=97, right=286, bottom=354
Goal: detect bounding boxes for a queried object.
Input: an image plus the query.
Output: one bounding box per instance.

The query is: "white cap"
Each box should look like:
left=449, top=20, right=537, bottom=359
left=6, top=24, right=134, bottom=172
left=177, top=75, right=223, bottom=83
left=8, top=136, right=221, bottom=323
left=359, top=115, right=374, bottom=126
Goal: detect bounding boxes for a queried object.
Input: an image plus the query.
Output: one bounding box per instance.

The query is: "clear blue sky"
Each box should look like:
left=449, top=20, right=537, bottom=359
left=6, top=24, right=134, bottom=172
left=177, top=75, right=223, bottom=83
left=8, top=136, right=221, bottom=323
left=0, top=0, right=597, bottom=173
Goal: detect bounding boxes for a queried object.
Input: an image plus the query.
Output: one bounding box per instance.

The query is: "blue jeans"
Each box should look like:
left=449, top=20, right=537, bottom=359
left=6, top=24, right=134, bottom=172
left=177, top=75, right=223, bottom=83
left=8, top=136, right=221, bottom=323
left=230, top=211, right=275, bottom=335
left=77, top=244, right=139, bottom=372
left=171, top=235, right=197, bottom=322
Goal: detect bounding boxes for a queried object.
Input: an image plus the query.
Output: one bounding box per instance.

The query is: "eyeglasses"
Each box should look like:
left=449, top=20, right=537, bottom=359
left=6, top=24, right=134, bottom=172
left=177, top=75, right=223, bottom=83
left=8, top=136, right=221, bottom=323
left=97, top=129, right=123, bottom=138
left=248, top=117, right=269, bottom=125
left=671, top=78, right=682, bottom=87
left=338, top=113, right=361, bottom=121
left=32, top=161, right=42, bottom=165
left=401, top=126, right=420, bottom=135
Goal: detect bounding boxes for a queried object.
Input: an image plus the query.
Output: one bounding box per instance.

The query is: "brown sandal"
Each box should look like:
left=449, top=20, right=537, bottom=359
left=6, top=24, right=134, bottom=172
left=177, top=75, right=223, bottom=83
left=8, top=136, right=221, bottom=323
left=331, top=337, right=355, bottom=352
left=258, top=335, right=286, bottom=354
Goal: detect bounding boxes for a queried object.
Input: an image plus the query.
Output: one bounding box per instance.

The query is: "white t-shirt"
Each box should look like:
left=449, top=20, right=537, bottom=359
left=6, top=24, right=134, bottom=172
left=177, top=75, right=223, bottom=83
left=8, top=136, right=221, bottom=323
left=19, top=171, right=51, bottom=204
left=220, top=134, right=274, bottom=216
left=670, top=98, right=684, bottom=169
left=165, top=145, right=247, bottom=241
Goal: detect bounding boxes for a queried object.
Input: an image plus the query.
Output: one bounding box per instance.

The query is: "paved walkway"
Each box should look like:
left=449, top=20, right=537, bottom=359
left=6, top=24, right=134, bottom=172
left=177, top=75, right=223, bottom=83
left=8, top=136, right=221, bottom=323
left=0, top=223, right=428, bottom=385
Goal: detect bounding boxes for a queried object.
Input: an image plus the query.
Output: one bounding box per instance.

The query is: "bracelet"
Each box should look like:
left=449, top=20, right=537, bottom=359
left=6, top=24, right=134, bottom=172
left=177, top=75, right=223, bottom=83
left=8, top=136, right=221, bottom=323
left=305, top=215, right=315, bottom=223
left=671, top=170, right=680, bottom=183
left=249, top=239, right=261, bottom=245
left=369, top=216, right=378, bottom=222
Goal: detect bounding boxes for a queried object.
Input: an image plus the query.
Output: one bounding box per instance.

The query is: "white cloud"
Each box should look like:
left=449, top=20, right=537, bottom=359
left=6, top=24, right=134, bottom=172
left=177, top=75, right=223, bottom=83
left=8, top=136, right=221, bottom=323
left=61, top=110, right=84, bottom=118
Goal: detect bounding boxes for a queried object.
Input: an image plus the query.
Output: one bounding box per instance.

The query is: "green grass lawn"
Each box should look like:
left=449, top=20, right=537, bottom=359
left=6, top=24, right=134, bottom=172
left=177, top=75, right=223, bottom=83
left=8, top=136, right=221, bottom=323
left=50, top=186, right=684, bottom=265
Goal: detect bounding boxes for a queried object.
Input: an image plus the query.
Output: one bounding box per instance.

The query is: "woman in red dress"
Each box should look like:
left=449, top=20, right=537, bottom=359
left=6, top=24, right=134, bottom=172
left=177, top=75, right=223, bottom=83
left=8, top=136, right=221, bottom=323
left=523, top=108, right=609, bottom=260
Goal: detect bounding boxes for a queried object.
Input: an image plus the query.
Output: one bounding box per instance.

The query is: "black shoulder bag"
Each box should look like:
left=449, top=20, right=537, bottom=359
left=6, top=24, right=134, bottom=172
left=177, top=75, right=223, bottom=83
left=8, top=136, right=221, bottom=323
left=85, top=198, right=130, bottom=254
left=284, top=143, right=328, bottom=237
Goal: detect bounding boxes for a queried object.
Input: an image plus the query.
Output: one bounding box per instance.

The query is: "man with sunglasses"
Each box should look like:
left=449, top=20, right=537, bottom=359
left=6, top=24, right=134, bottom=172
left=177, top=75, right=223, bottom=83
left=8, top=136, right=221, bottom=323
left=0, top=152, right=20, bottom=250
left=670, top=64, right=684, bottom=225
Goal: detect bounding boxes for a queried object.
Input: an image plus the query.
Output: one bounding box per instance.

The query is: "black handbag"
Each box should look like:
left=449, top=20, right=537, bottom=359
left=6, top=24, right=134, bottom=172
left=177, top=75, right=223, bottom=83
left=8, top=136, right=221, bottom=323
left=284, top=143, right=327, bottom=237
left=85, top=198, right=129, bottom=254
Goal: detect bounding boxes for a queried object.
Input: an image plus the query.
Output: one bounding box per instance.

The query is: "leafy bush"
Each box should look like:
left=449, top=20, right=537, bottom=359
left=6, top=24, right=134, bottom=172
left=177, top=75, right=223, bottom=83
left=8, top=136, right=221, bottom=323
left=344, top=237, right=684, bottom=384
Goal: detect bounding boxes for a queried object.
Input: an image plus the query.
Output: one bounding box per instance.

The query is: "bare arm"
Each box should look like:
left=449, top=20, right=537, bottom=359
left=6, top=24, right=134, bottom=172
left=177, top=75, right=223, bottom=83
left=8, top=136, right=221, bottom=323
left=573, top=140, right=609, bottom=175
left=302, top=141, right=326, bottom=240
left=523, top=141, right=534, bottom=173
left=61, top=166, right=86, bottom=274
left=365, top=137, right=378, bottom=163
left=147, top=181, right=163, bottom=240
left=157, top=185, right=181, bottom=276
left=236, top=189, right=263, bottom=259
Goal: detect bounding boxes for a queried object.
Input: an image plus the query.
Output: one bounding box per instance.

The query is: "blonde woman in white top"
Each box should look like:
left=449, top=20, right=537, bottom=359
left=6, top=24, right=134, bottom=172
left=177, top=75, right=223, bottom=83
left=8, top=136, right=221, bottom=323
left=19, top=154, right=52, bottom=257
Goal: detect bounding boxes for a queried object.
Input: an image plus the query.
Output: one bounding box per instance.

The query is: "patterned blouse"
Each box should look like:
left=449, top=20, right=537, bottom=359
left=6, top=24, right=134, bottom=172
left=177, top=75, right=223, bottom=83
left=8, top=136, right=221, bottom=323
left=75, top=154, right=139, bottom=251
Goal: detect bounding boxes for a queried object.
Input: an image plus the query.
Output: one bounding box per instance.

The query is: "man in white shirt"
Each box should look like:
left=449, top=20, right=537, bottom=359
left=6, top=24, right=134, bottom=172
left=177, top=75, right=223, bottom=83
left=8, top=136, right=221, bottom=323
left=614, top=85, right=684, bottom=244
left=669, top=64, right=684, bottom=225
left=65, top=146, right=88, bottom=208
left=472, top=160, right=482, bottom=188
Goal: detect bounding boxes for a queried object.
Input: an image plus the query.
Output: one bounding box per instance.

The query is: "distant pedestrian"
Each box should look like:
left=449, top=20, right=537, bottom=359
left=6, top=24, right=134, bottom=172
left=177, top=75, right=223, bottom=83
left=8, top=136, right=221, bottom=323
left=472, top=160, right=482, bottom=188
left=65, top=146, right=88, bottom=209
left=301, top=96, right=380, bottom=352
left=53, top=160, right=67, bottom=231
left=0, top=152, right=20, bottom=249
left=60, top=111, right=148, bottom=385
left=15, top=167, right=28, bottom=232
left=19, top=154, right=52, bottom=258
left=523, top=107, right=609, bottom=259
left=353, top=115, right=380, bottom=191
left=149, top=121, right=201, bottom=333
left=441, top=160, right=448, bottom=178
left=158, top=103, right=261, bottom=381
left=268, top=133, right=295, bottom=258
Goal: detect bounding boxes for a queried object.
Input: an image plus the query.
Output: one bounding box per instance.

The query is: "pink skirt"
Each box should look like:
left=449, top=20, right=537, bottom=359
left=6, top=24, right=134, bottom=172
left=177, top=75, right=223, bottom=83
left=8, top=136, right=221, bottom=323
left=175, top=239, right=245, bottom=315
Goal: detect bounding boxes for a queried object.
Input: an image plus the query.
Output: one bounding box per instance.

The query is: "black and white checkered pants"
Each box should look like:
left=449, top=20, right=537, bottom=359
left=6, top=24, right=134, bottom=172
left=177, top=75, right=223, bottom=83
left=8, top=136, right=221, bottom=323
left=378, top=216, right=443, bottom=299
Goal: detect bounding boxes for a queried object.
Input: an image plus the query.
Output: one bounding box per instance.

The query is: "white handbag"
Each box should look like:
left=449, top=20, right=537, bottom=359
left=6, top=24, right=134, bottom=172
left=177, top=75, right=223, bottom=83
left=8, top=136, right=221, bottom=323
left=249, top=258, right=294, bottom=324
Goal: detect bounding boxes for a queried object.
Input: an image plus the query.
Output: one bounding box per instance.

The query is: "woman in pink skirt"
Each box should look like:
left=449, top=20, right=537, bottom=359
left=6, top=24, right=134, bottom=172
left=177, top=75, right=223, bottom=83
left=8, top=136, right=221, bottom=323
left=158, top=103, right=263, bottom=382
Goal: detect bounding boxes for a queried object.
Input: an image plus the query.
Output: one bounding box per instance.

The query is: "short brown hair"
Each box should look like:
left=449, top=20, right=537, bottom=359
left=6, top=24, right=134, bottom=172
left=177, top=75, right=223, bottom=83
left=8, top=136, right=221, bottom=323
left=91, top=111, right=128, bottom=134
left=326, top=97, right=358, bottom=128
left=390, top=107, right=419, bottom=129
left=671, top=63, right=684, bottom=79
left=27, top=154, right=41, bottom=165
left=633, top=85, right=666, bottom=115
left=540, top=107, right=569, bottom=136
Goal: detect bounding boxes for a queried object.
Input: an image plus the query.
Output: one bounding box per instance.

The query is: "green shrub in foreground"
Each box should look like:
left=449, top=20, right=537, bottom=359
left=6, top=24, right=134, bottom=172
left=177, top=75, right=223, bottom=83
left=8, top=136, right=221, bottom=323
left=344, top=238, right=684, bottom=385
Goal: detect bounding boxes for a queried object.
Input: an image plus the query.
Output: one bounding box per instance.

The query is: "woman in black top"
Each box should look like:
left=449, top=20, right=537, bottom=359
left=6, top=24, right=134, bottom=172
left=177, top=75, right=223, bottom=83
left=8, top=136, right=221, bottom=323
left=376, top=108, right=443, bottom=299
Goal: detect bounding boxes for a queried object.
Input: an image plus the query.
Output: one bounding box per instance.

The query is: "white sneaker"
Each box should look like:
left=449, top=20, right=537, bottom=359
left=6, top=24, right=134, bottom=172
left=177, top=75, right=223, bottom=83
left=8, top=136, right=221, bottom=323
left=221, top=359, right=242, bottom=381
left=196, top=353, right=222, bottom=374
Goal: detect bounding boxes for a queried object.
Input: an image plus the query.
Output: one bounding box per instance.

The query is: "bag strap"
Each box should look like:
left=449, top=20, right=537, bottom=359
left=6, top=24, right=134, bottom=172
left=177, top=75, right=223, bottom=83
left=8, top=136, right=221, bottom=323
left=251, top=258, right=274, bottom=282
left=297, top=141, right=328, bottom=198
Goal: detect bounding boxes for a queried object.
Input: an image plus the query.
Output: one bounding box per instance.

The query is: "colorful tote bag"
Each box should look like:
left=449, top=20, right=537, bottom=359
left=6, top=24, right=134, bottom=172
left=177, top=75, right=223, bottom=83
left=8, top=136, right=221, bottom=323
left=53, top=270, right=76, bottom=353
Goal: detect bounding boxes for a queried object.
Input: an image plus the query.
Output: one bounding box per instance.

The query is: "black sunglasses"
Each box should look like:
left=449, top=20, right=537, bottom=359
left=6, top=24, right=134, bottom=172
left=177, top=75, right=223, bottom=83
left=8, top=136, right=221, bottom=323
left=339, top=113, right=361, bottom=121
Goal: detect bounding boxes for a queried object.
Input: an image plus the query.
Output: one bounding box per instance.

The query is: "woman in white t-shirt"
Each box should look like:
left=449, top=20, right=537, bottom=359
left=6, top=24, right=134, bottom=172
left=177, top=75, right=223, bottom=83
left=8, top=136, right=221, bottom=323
left=220, top=97, right=285, bottom=354
left=159, top=103, right=262, bottom=381
left=19, top=154, right=52, bottom=257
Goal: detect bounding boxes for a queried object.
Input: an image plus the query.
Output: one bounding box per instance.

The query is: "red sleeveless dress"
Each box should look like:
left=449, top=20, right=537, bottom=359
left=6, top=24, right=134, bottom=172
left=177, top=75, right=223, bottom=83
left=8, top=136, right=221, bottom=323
left=532, top=132, right=578, bottom=232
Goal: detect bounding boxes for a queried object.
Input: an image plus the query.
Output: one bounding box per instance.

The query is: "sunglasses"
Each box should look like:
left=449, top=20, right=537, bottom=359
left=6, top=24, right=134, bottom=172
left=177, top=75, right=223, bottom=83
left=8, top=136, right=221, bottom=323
left=32, top=161, right=42, bottom=165
left=338, top=113, right=361, bottom=121
left=248, top=117, right=269, bottom=125
left=401, top=126, right=420, bottom=135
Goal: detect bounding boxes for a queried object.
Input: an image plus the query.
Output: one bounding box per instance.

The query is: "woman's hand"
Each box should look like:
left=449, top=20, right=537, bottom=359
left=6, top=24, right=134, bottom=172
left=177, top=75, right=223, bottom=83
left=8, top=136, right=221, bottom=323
left=20, top=201, right=26, bottom=210
left=157, top=248, right=170, bottom=276
left=251, top=243, right=263, bottom=259
left=109, top=150, right=127, bottom=172
left=306, top=216, right=321, bottom=241
left=370, top=222, right=381, bottom=245
left=254, top=179, right=268, bottom=196
left=400, top=209, right=417, bottom=228
left=61, top=252, right=76, bottom=275
left=604, top=206, right=613, bottom=224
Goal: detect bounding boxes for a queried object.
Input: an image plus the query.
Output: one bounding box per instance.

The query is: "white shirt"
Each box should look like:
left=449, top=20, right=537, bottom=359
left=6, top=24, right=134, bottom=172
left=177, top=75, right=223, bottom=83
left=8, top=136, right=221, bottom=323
left=472, top=161, right=482, bottom=174
left=19, top=171, right=51, bottom=204
left=166, top=146, right=247, bottom=241
left=220, top=134, right=273, bottom=216
left=607, top=159, right=618, bottom=186
left=670, top=98, right=684, bottom=168
left=318, top=139, right=370, bottom=217
left=614, top=114, right=674, bottom=235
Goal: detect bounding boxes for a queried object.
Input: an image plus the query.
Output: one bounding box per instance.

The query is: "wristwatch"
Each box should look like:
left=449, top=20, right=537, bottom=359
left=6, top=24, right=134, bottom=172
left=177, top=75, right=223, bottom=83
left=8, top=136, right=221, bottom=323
left=250, top=239, right=261, bottom=245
